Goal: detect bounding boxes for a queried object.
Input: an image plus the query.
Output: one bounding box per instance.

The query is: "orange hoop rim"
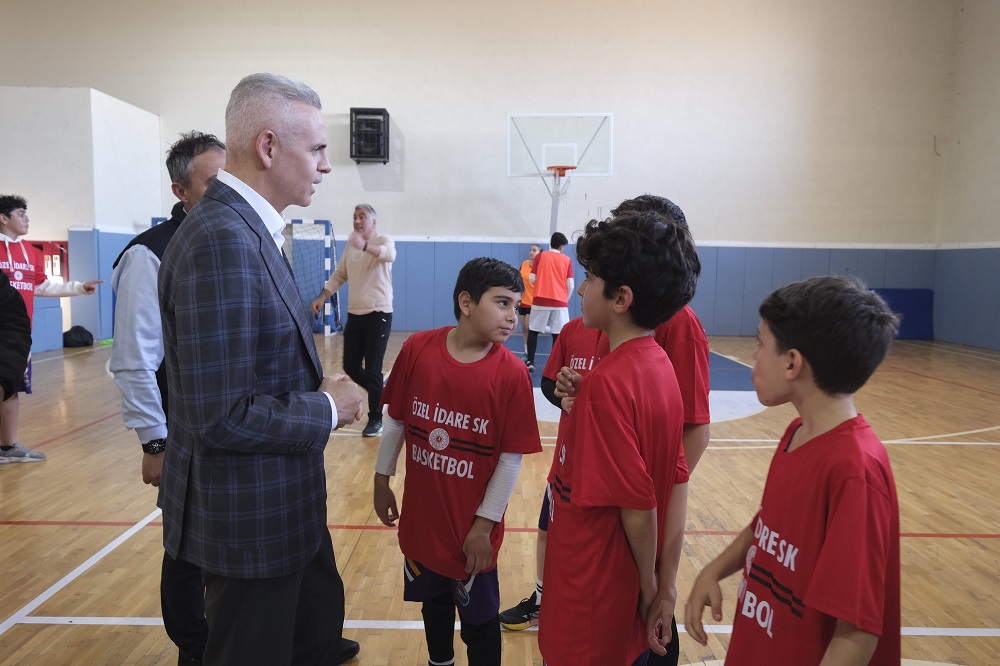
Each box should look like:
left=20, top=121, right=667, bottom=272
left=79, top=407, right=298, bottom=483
left=546, top=165, right=577, bottom=177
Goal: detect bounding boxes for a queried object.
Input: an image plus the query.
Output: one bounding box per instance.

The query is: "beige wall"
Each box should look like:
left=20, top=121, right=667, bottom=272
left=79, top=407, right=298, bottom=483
left=90, top=89, right=162, bottom=234
left=940, top=0, right=1000, bottom=245
left=0, top=86, right=161, bottom=240
left=2, top=0, right=991, bottom=245
left=0, top=87, right=95, bottom=240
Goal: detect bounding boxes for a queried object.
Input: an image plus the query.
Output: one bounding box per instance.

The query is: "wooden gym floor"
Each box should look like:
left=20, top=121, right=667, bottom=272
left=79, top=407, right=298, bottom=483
left=1, top=332, right=998, bottom=665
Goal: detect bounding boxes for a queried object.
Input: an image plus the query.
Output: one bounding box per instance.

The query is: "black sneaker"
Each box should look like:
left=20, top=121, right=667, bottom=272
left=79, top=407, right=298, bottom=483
left=362, top=419, right=382, bottom=437
left=499, top=591, right=540, bottom=630
left=525, top=359, right=535, bottom=372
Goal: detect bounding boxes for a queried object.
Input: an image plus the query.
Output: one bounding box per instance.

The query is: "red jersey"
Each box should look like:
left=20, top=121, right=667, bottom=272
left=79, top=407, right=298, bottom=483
left=0, top=239, right=46, bottom=323
left=596, top=305, right=710, bottom=426
left=382, top=327, right=542, bottom=579
left=726, top=415, right=901, bottom=666
left=540, top=336, right=685, bottom=666
left=530, top=249, right=573, bottom=307
left=542, top=317, right=604, bottom=429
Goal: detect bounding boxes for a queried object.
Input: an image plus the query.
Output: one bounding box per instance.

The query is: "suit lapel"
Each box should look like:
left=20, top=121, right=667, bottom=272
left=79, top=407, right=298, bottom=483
left=207, top=181, right=325, bottom=378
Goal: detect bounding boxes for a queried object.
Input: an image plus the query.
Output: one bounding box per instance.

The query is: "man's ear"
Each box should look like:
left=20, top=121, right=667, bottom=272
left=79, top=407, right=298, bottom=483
left=170, top=182, right=187, bottom=207
left=457, top=291, right=473, bottom=317
left=256, top=129, right=277, bottom=168
left=613, top=285, right=634, bottom=314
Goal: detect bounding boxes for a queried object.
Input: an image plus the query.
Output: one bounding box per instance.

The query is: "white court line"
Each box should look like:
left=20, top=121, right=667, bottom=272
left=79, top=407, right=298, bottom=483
left=891, top=424, right=1000, bottom=442
left=900, top=341, right=1000, bottom=364
left=11, top=616, right=1000, bottom=638
left=717, top=353, right=752, bottom=368
left=884, top=440, right=1000, bottom=446
left=0, top=508, right=162, bottom=637
left=31, top=347, right=99, bottom=364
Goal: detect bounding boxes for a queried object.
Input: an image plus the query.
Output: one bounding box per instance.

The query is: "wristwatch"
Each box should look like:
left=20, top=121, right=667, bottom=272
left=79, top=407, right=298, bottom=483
left=142, top=438, right=166, bottom=454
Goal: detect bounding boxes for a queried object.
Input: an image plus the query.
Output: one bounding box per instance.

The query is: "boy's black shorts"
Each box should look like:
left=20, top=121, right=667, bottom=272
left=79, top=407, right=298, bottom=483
left=403, top=559, right=500, bottom=625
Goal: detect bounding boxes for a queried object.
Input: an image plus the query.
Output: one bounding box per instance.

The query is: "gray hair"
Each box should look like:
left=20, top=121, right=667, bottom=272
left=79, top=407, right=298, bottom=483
left=166, top=131, right=226, bottom=187
left=355, top=203, right=377, bottom=218
left=225, top=73, right=322, bottom=158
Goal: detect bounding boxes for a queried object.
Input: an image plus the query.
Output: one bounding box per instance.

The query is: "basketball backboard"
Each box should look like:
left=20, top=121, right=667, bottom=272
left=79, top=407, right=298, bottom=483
left=506, top=113, right=613, bottom=177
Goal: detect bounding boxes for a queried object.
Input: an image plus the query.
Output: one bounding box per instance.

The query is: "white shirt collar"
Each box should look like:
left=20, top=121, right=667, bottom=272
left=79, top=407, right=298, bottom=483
left=216, top=169, right=285, bottom=251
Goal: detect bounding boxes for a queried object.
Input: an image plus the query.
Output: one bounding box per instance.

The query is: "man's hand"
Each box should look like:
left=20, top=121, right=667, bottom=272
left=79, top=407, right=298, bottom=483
left=645, top=583, right=677, bottom=655
left=462, top=516, right=495, bottom=574
left=684, top=566, right=725, bottom=646
left=373, top=473, right=399, bottom=526
left=141, top=452, right=164, bottom=487
left=82, top=279, right=103, bottom=294
left=320, top=374, right=364, bottom=427
left=310, top=291, right=331, bottom=316
left=554, top=366, right=582, bottom=399
left=346, top=231, right=365, bottom=250
left=559, top=395, right=575, bottom=413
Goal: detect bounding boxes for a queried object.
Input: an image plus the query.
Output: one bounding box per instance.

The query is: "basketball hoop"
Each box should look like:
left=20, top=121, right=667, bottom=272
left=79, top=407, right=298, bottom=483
left=546, top=165, right=577, bottom=178
left=545, top=166, right=576, bottom=235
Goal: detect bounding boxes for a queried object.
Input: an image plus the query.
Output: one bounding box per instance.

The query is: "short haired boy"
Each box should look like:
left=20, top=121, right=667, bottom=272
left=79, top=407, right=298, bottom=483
left=538, top=212, right=701, bottom=665
left=685, top=276, right=901, bottom=665
left=374, top=257, right=543, bottom=666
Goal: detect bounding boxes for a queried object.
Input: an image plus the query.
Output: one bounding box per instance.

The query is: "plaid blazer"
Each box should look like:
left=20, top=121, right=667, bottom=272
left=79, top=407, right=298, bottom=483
left=157, top=179, right=333, bottom=578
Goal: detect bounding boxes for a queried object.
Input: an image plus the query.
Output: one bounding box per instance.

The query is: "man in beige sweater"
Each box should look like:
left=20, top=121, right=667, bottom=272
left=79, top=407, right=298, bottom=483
left=311, top=204, right=395, bottom=436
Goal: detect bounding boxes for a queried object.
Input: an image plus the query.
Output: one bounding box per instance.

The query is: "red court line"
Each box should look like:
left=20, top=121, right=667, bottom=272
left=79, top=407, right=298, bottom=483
left=32, top=411, right=122, bottom=450
left=1, top=520, right=997, bottom=539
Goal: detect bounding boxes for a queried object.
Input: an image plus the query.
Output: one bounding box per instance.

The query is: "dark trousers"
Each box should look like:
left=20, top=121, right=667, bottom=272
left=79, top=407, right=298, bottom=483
left=201, top=530, right=346, bottom=665
left=161, top=551, right=208, bottom=660
left=343, top=311, right=392, bottom=422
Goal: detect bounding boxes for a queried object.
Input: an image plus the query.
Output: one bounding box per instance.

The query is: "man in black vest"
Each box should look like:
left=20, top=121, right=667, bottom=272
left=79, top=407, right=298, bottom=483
left=110, top=131, right=225, bottom=665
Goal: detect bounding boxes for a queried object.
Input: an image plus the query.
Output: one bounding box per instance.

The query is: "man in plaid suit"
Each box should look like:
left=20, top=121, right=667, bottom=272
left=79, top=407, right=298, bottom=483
left=158, top=73, right=364, bottom=665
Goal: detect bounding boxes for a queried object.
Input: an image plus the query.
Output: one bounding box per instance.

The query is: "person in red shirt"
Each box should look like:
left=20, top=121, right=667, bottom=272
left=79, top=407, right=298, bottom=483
left=501, top=196, right=710, bottom=666
left=538, top=211, right=701, bottom=666
left=374, top=257, right=543, bottom=666
left=0, top=195, right=101, bottom=463
left=685, top=276, right=901, bottom=666
left=498, top=315, right=604, bottom=631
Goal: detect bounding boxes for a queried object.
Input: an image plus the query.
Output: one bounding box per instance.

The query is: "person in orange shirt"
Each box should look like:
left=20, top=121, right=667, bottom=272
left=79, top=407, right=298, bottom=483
left=518, top=244, right=541, bottom=355
left=526, top=233, right=574, bottom=371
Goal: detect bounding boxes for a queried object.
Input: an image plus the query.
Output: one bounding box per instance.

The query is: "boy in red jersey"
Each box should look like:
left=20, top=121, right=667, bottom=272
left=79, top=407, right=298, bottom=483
left=498, top=314, right=604, bottom=631
left=538, top=211, right=701, bottom=666
left=374, top=257, right=543, bottom=666
left=501, top=197, right=710, bottom=656
left=0, top=195, right=102, bottom=462
left=685, top=276, right=901, bottom=665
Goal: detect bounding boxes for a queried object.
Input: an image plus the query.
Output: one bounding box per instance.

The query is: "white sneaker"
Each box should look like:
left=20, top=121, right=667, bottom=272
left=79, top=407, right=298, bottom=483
left=0, top=443, right=46, bottom=463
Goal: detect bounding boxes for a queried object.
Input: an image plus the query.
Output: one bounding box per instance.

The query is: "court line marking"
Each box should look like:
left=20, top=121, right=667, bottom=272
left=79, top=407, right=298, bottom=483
left=890, top=424, right=1000, bottom=442
left=30, top=347, right=100, bottom=364
left=24, top=340, right=999, bottom=644
left=899, top=341, right=1000, bottom=364
left=9, top=616, right=1000, bottom=638
left=2, top=520, right=995, bottom=539
left=0, top=508, right=162, bottom=637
